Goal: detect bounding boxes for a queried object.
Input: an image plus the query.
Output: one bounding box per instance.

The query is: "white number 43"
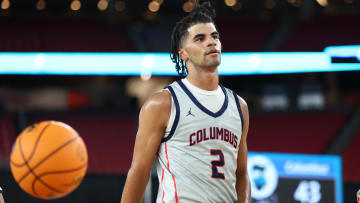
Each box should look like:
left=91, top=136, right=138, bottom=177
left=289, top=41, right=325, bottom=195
left=294, top=180, right=322, bottom=203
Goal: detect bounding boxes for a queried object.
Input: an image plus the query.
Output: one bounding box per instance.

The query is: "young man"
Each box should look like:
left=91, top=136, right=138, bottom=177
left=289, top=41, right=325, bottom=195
left=121, top=2, right=251, bottom=202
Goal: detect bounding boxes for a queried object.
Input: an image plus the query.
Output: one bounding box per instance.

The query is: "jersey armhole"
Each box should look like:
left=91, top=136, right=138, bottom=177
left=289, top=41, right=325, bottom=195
left=232, top=91, right=244, bottom=131
left=161, top=86, right=180, bottom=143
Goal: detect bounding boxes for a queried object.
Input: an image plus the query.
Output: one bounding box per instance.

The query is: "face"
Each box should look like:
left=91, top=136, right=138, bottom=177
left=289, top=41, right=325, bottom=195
left=179, top=22, right=222, bottom=70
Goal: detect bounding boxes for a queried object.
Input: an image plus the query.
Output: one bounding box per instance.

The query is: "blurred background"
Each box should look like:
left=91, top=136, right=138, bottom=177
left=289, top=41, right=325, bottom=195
left=0, top=0, right=360, bottom=202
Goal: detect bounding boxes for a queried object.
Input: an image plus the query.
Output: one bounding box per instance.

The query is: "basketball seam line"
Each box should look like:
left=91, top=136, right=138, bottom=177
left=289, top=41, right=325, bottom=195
left=11, top=123, right=52, bottom=167
left=32, top=159, right=87, bottom=197
left=37, top=163, right=88, bottom=177
left=33, top=163, right=88, bottom=197
left=29, top=136, right=80, bottom=196
left=17, top=135, right=80, bottom=195
left=32, top=174, right=64, bottom=197
left=17, top=135, right=80, bottom=183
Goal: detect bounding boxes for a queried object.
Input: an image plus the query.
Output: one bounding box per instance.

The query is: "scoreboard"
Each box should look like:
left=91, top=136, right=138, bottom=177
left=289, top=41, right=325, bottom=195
left=248, top=152, right=343, bottom=203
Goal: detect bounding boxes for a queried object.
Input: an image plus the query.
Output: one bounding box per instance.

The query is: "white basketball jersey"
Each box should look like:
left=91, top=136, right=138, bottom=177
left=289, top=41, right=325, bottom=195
left=156, top=80, right=244, bottom=203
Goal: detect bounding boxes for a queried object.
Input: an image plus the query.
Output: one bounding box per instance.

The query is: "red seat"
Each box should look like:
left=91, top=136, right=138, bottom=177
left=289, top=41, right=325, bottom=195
left=33, top=114, right=137, bottom=174
left=0, top=20, right=133, bottom=52
left=0, top=115, right=16, bottom=167
left=280, top=15, right=360, bottom=51
left=247, top=111, right=348, bottom=154
left=342, top=131, right=360, bottom=182
left=216, top=18, right=276, bottom=52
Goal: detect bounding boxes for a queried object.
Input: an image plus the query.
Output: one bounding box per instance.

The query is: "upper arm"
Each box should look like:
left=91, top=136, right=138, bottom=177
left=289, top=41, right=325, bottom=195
left=236, top=96, right=249, bottom=176
left=130, top=90, right=172, bottom=172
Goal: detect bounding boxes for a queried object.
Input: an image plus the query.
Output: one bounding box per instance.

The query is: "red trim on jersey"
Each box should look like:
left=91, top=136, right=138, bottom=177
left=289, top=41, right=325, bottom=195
left=165, top=143, right=170, bottom=168
left=158, top=152, right=165, bottom=203
left=165, top=142, right=179, bottom=203
left=161, top=168, right=165, bottom=203
left=171, top=176, right=179, bottom=203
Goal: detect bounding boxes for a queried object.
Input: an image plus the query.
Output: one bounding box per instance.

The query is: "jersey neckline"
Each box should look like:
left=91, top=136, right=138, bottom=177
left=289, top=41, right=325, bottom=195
left=177, top=80, right=228, bottom=118
left=182, top=78, right=222, bottom=96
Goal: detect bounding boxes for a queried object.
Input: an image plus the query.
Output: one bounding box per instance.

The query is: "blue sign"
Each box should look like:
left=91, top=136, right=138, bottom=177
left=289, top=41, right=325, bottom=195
left=248, top=152, right=343, bottom=203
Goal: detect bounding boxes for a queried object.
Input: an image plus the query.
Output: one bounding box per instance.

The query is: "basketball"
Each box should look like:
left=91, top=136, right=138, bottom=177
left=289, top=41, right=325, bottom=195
left=9, top=121, right=88, bottom=200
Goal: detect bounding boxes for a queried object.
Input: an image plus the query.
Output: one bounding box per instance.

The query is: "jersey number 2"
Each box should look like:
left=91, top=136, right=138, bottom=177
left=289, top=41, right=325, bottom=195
left=210, top=149, right=225, bottom=179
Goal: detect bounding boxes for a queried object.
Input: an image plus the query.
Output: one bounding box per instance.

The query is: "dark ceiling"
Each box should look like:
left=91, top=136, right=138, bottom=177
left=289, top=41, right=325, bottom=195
left=0, top=0, right=359, bottom=22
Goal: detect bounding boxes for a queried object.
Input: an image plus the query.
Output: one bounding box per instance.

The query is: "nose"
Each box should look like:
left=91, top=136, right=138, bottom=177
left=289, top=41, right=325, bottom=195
left=206, top=36, right=217, bottom=47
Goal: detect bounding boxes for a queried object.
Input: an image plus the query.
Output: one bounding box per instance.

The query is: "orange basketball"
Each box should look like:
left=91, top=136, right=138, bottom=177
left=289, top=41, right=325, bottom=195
left=10, top=120, right=88, bottom=200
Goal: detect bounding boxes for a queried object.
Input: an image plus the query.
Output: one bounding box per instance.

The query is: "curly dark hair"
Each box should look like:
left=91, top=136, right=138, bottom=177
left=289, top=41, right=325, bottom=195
left=170, top=1, right=216, bottom=77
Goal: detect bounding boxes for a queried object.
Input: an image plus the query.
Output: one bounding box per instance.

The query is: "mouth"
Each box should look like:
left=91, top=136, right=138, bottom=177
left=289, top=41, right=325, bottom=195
left=206, top=49, right=220, bottom=56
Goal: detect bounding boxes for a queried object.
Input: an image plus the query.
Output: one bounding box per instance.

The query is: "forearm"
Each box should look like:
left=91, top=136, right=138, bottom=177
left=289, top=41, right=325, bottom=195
left=236, top=173, right=251, bottom=203
left=121, top=167, right=150, bottom=203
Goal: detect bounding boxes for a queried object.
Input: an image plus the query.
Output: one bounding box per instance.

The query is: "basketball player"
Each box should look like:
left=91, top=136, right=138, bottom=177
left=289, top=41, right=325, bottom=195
left=121, top=1, right=251, bottom=202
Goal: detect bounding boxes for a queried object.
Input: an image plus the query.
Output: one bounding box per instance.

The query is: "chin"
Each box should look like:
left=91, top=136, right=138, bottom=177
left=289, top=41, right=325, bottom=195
left=206, top=59, right=221, bottom=68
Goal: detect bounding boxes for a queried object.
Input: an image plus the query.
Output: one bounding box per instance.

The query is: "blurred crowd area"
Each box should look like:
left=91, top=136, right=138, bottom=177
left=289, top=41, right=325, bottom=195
left=0, top=0, right=359, bottom=114
left=0, top=72, right=360, bottom=114
left=0, top=0, right=360, bottom=202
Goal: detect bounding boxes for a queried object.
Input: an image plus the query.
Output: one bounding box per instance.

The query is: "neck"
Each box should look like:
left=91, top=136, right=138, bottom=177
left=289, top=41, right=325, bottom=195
left=186, top=65, right=219, bottom=91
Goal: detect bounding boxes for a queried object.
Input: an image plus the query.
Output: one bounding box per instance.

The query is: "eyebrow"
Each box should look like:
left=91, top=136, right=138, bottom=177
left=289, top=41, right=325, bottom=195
left=211, top=31, right=220, bottom=36
left=192, top=31, right=220, bottom=40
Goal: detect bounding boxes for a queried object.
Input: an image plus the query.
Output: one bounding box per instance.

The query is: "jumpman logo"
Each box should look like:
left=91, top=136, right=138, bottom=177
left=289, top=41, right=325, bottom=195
left=186, top=108, right=195, bottom=117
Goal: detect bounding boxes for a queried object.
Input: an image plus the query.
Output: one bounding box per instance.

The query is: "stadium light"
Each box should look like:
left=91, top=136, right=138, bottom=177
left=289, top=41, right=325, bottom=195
left=183, top=1, right=194, bottom=13
left=1, top=0, right=10, bottom=10
left=148, top=1, right=160, bottom=12
left=97, top=0, right=108, bottom=11
left=70, top=0, right=81, bottom=11
left=324, top=45, right=360, bottom=59
left=0, top=46, right=359, bottom=75
left=225, top=0, right=237, bottom=7
left=316, top=0, right=328, bottom=7
left=115, top=0, right=126, bottom=12
left=36, top=0, right=46, bottom=10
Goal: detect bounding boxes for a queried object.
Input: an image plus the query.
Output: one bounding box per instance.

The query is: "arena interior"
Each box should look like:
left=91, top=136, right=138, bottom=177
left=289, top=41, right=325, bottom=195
left=0, top=0, right=360, bottom=202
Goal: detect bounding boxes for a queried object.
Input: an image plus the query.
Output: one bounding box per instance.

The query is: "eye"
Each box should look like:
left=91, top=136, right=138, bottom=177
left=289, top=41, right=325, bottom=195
left=213, top=35, right=220, bottom=40
left=195, top=37, right=204, bottom=42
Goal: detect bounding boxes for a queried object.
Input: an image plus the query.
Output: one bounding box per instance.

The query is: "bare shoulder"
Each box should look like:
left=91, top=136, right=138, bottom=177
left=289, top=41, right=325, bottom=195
left=236, top=95, right=247, bottom=107
left=140, top=89, right=172, bottom=128
left=142, top=89, right=171, bottom=111
left=236, top=95, right=249, bottom=116
left=235, top=95, right=249, bottom=140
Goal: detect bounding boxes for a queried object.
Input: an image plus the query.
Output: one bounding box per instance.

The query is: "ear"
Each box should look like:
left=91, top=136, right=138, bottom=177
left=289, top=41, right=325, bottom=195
left=178, top=48, right=189, bottom=62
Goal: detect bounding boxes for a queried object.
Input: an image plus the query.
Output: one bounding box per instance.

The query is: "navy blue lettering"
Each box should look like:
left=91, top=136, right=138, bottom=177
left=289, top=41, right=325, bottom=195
left=210, top=149, right=225, bottom=179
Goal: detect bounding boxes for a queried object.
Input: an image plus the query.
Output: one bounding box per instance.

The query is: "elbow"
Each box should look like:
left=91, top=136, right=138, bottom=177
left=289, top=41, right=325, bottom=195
left=127, top=162, right=152, bottom=180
